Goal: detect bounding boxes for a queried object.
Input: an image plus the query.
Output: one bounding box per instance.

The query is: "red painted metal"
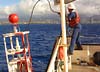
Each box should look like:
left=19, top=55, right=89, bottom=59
left=15, top=32, right=33, bottom=72
left=9, top=13, right=19, bottom=25
left=58, top=46, right=64, bottom=60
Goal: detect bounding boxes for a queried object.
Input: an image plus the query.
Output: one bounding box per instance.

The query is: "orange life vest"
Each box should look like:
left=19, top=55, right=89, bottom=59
left=68, top=12, right=80, bottom=28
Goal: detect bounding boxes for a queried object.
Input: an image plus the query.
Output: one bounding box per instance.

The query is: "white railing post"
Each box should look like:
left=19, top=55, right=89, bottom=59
left=60, top=0, right=68, bottom=72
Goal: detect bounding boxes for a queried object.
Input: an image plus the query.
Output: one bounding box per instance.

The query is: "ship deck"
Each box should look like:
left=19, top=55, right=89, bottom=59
left=69, top=64, right=100, bottom=72
left=69, top=44, right=100, bottom=72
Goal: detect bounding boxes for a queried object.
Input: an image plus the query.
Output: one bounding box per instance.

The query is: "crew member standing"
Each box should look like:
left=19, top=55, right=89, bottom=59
left=67, top=3, right=82, bottom=55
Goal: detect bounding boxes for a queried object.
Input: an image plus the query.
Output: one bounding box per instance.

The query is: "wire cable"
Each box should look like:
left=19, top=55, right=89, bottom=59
left=28, top=0, right=40, bottom=24
left=28, top=0, right=58, bottom=25
left=47, top=0, right=59, bottom=13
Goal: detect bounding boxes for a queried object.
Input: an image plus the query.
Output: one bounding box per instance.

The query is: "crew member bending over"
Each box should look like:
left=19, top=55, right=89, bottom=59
left=67, top=3, right=82, bottom=55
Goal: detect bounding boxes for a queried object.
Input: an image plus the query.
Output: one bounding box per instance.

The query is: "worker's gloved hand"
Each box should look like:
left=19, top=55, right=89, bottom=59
left=57, top=12, right=60, bottom=16
left=66, top=26, right=72, bottom=36
left=57, top=12, right=60, bottom=15
left=66, top=27, right=70, bottom=36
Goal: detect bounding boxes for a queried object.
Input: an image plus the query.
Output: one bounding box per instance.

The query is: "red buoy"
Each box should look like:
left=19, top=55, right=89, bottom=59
left=9, top=13, right=19, bottom=25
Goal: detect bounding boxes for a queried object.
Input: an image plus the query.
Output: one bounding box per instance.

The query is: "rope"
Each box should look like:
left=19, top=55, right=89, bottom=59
left=28, top=0, right=58, bottom=25
left=28, top=0, right=40, bottom=24
left=47, top=0, right=59, bottom=14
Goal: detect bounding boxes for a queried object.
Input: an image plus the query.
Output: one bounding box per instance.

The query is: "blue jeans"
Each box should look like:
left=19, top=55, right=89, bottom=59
left=69, top=24, right=82, bottom=53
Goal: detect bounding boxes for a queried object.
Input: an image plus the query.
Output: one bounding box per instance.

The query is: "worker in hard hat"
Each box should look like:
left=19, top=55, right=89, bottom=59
left=67, top=3, right=83, bottom=55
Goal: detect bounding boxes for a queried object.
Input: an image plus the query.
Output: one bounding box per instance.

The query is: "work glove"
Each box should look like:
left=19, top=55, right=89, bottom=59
left=66, top=25, right=73, bottom=36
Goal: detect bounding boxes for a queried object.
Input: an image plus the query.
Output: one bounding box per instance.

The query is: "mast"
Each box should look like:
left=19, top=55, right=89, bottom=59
left=60, top=0, right=68, bottom=72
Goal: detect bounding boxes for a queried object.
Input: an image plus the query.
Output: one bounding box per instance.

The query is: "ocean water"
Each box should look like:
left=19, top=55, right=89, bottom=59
left=0, top=23, right=100, bottom=72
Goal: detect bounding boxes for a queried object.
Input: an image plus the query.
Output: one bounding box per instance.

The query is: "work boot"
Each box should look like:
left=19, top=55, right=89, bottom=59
left=75, top=45, right=83, bottom=50
left=67, top=50, right=73, bottom=55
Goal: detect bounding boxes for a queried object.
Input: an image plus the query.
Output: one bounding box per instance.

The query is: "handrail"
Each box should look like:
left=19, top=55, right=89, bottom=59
left=46, top=36, right=61, bottom=72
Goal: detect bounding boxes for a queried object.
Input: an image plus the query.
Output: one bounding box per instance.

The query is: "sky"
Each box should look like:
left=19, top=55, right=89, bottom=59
left=0, top=0, right=20, bottom=7
left=0, top=0, right=100, bottom=22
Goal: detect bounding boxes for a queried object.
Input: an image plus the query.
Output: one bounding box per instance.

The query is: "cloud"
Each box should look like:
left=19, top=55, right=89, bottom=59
left=0, top=0, right=57, bottom=20
left=0, top=0, right=100, bottom=22
left=74, top=0, right=100, bottom=16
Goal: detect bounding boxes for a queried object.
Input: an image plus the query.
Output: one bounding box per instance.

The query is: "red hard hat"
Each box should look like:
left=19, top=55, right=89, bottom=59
left=9, top=13, right=19, bottom=25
